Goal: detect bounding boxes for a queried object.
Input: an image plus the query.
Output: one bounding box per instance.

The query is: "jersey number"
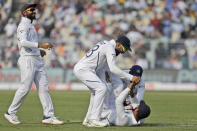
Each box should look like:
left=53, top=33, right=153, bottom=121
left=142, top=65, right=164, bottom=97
left=86, top=41, right=106, bottom=57
left=86, top=45, right=99, bottom=57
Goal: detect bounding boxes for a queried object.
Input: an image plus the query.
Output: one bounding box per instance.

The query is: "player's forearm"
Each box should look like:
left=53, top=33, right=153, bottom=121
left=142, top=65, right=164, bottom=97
left=108, top=64, right=133, bottom=81
left=20, top=40, right=38, bottom=48
left=116, top=88, right=130, bottom=105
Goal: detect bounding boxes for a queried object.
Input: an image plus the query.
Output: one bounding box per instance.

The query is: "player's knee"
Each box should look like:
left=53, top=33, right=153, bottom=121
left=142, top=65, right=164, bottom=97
left=97, top=85, right=107, bottom=94
left=17, top=87, right=30, bottom=95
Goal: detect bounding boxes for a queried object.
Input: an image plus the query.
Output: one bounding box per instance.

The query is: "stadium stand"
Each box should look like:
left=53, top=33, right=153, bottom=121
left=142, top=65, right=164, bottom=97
left=0, top=0, right=197, bottom=70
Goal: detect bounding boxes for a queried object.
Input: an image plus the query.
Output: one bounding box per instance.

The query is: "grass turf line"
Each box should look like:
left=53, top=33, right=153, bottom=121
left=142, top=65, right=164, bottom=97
left=0, top=90, right=197, bottom=131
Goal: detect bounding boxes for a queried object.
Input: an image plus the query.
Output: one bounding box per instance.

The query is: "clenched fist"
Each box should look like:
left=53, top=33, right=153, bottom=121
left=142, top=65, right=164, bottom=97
left=131, top=76, right=141, bottom=84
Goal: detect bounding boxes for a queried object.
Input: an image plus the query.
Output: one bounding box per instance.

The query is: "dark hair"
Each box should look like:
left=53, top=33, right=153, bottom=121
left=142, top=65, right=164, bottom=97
left=21, top=3, right=38, bottom=16
left=137, top=100, right=151, bottom=120
left=116, top=35, right=131, bottom=51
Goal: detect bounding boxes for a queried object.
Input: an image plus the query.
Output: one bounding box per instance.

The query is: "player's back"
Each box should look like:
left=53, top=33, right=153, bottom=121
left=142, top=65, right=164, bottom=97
left=75, top=40, right=116, bottom=71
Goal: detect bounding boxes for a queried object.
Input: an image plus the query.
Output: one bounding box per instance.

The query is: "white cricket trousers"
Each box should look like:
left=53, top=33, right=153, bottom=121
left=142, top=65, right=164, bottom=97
left=73, top=66, right=107, bottom=120
left=8, top=56, right=54, bottom=117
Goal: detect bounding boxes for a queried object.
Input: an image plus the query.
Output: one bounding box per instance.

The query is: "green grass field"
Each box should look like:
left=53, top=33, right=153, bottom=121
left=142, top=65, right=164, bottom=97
left=0, top=90, right=197, bottom=131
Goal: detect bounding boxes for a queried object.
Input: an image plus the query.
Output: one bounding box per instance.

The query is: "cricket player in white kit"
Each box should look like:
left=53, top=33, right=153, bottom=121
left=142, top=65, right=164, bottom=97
left=73, top=35, right=141, bottom=127
left=105, top=81, right=151, bottom=126
left=102, top=65, right=146, bottom=113
left=4, top=3, right=63, bottom=125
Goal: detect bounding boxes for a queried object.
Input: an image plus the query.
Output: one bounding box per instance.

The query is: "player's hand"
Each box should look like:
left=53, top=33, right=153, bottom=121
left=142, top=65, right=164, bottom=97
left=40, top=50, right=46, bottom=57
left=131, top=76, right=141, bottom=84
left=128, top=81, right=135, bottom=89
left=38, top=42, right=53, bottom=49
left=128, top=76, right=140, bottom=89
left=105, top=72, right=111, bottom=83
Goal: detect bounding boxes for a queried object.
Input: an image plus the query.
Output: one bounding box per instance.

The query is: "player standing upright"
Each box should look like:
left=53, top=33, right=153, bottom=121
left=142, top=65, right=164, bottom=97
left=4, top=3, right=63, bottom=125
left=73, top=35, right=141, bottom=127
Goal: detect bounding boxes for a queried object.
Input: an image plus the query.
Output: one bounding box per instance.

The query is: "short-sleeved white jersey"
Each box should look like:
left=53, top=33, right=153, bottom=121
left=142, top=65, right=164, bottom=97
left=17, top=17, right=40, bottom=56
left=75, top=40, right=133, bottom=81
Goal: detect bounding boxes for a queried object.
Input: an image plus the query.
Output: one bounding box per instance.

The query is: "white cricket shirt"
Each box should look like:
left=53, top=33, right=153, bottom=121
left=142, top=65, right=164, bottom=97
left=110, top=88, right=141, bottom=126
left=17, top=17, right=40, bottom=56
left=76, top=40, right=133, bottom=81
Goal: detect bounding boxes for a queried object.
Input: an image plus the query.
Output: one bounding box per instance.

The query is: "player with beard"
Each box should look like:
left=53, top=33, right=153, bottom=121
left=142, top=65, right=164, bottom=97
left=74, top=35, right=141, bottom=127
left=4, top=3, right=63, bottom=125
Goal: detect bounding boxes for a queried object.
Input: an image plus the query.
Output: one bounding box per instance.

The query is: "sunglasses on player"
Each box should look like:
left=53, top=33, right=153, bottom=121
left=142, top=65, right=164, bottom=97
left=122, top=45, right=127, bottom=53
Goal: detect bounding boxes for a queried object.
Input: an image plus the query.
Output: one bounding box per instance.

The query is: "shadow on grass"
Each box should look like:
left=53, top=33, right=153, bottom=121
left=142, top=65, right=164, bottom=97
left=2, top=122, right=197, bottom=128
left=0, top=121, right=82, bottom=128
left=142, top=123, right=197, bottom=127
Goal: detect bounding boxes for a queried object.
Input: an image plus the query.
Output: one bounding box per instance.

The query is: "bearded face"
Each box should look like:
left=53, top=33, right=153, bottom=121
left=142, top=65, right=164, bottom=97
left=23, top=8, right=36, bottom=20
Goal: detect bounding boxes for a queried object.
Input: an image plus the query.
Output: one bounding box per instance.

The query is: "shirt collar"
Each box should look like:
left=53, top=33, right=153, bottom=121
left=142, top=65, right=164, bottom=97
left=21, top=17, right=32, bottom=24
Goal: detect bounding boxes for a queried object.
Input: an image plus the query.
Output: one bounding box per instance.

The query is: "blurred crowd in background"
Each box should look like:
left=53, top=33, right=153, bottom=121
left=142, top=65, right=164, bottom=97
left=0, top=0, right=197, bottom=70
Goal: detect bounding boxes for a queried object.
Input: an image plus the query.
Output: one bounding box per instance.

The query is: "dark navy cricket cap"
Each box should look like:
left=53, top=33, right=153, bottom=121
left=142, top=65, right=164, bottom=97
left=117, top=35, right=131, bottom=51
left=137, top=100, right=151, bottom=120
left=129, top=65, right=143, bottom=77
left=21, top=3, right=38, bottom=14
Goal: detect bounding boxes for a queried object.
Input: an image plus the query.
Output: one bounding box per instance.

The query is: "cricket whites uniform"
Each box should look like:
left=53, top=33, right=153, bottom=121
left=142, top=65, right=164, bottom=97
left=113, top=69, right=145, bottom=105
left=7, top=17, right=54, bottom=117
left=100, top=69, right=146, bottom=125
left=100, top=66, right=145, bottom=110
left=73, top=40, right=133, bottom=122
left=107, top=88, right=141, bottom=126
left=121, top=72, right=145, bottom=104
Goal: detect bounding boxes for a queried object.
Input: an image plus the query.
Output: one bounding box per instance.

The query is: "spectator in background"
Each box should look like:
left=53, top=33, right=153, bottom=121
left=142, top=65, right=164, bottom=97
left=4, top=18, right=17, bottom=38
left=169, top=50, right=182, bottom=70
left=184, top=31, right=197, bottom=48
left=1, top=58, right=12, bottom=68
left=155, top=43, right=167, bottom=68
left=192, top=51, right=197, bottom=69
left=0, top=0, right=197, bottom=69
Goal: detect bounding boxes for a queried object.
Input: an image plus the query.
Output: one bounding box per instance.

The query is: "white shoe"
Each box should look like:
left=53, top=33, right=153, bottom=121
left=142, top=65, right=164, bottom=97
left=82, top=119, right=89, bottom=126
left=87, top=119, right=108, bottom=127
left=4, top=112, right=21, bottom=125
left=42, top=116, right=64, bottom=125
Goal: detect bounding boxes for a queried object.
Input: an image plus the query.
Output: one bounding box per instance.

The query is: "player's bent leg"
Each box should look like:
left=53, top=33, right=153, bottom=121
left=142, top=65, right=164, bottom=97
left=89, top=83, right=107, bottom=120
left=7, top=58, right=35, bottom=116
left=7, top=72, right=34, bottom=117
left=35, top=68, right=64, bottom=125
left=74, top=68, right=107, bottom=126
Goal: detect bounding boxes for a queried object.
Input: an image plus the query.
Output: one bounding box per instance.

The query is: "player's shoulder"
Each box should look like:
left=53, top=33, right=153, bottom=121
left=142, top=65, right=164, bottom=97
left=102, top=39, right=116, bottom=50
left=17, top=21, right=30, bottom=32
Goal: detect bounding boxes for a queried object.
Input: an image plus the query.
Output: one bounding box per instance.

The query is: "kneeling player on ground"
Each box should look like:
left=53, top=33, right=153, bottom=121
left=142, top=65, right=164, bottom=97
left=104, top=80, right=151, bottom=126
